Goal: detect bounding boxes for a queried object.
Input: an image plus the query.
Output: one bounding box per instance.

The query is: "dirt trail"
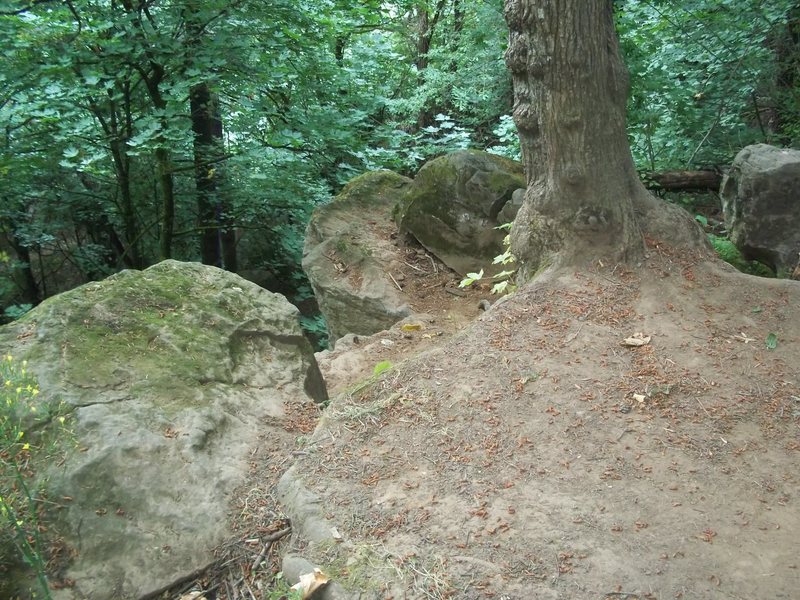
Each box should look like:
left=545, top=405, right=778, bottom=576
left=204, top=240, right=800, bottom=600
left=274, top=246, right=799, bottom=600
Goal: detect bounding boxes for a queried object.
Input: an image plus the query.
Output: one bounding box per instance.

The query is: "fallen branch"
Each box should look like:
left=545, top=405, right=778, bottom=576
left=138, top=559, right=220, bottom=600
left=642, top=170, right=722, bottom=193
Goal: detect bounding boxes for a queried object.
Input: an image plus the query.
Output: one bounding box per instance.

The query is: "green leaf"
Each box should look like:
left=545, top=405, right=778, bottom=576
left=694, top=215, right=708, bottom=226
left=373, top=361, right=392, bottom=376
left=492, top=269, right=515, bottom=280
left=491, top=280, right=509, bottom=294
left=459, top=269, right=484, bottom=288
left=765, top=333, right=778, bottom=350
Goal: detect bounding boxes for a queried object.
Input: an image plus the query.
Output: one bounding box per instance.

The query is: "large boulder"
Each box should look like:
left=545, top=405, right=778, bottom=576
left=0, top=260, right=326, bottom=599
left=721, top=144, right=800, bottom=276
left=397, top=150, right=526, bottom=275
left=303, top=171, right=414, bottom=345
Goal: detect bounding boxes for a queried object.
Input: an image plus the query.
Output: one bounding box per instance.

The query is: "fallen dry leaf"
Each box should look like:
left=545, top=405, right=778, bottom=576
left=621, top=332, right=651, bottom=347
left=291, top=568, right=330, bottom=599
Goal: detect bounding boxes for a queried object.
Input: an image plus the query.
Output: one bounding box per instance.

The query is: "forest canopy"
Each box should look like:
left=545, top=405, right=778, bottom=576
left=1, top=0, right=797, bottom=322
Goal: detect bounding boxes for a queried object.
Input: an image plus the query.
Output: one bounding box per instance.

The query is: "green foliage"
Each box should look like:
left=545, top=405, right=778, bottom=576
left=708, top=234, right=775, bottom=277
left=3, top=304, right=33, bottom=322
left=0, top=355, right=71, bottom=599
left=459, top=223, right=517, bottom=294
left=373, top=361, right=393, bottom=376
left=299, top=314, right=329, bottom=350
left=765, top=332, right=779, bottom=350
left=618, top=0, right=799, bottom=171
left=265, top=571, right=302, bottom=600
left=487, top=115, right=521, bottom=160
left=2, top=0, right=799, bottom=323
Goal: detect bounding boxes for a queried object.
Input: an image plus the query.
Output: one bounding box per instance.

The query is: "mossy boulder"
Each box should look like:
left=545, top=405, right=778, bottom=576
left=0, top=260, right=326, bottom=599
left=303, top=170, right=414, bottom=345
left=397, top=150, right=526, bottom=275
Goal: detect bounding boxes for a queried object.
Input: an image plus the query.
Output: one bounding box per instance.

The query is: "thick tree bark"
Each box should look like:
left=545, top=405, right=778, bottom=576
left=503, top=0, right=706, bottom=276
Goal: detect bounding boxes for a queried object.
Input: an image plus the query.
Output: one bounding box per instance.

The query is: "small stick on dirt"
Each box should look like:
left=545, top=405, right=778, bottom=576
left=137, top=559, right=219, bottom=600
left=262, top=526, right=292, bottom=543
left=617, top=428, right=633, bottom=441
left=696, top=397, right=712, bottom=418
left=251, top=541, right=273, bottom=572
left=403, top=260, right=426, bottom=272
left=604, top=593, right=640, bottom=599
left=389, top=272, right=403, bottom=291
left=565, top=323, right=585, bottom=344
left=428, top=255, right=438, bottom=273
left=445, top=287, right=467, bottom=298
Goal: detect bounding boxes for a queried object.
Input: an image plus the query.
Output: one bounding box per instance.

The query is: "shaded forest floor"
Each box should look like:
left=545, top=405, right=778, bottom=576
left=193, top=242, right=799, bottom=600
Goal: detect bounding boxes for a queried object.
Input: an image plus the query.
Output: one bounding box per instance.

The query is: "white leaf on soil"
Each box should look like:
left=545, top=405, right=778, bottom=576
left=621, top=333, right=651, bottom=346
left=291, top=568, right=331, bottom=599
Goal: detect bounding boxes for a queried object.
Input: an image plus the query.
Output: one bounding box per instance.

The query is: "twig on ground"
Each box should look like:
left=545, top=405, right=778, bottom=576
left=137, top=560, right=219, bottom=600
left=696, top=397, right=712, bottom=418
left=389, top=272, right=403, bottom=291
left=262, top=526, right=292, bottom=543
left=251, top=541, right=273, bottom=572
left=403, top=260, right=426, bottom=272
left=428, top=255, right=437, bottom=273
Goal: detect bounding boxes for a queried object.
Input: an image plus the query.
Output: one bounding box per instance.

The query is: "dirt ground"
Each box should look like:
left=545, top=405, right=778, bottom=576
left=192, top=239, right=799, bottom=600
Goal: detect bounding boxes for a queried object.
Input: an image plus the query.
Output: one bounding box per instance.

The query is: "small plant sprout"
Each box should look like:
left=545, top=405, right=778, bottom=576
left=459, top=223, right=517, bottom=295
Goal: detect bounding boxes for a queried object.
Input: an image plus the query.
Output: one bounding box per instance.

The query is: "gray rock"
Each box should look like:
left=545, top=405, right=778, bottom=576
left=721, top=144, right=800, bottom=276
left=303, top=171, right=414, bottom=345
left=499, top=187, right=527, bottom=224
left=397, top=150, right=526, bottom=275
left=0, top=260, right=326, bottom=599
left=277, top=465, right=336, bottom=544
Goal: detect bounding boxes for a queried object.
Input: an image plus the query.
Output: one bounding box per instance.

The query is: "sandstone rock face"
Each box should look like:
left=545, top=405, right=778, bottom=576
left=303, top=171, right=413, bottom=345
left=398, top=150, right=525, bottom=275
left=0, top=260, right=326, bottom=599
left=721, top=144, right=800, bottom=276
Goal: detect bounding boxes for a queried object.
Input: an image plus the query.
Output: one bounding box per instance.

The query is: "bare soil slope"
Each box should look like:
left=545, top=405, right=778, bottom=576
left=281, top=244, right=799, bottom=600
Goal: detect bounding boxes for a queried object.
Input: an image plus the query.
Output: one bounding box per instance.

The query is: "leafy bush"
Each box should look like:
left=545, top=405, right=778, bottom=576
left=299, top=314, right=329, bottom=350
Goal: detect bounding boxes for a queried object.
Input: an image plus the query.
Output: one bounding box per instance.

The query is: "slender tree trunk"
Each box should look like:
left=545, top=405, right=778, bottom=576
left=503, top=0, right=705, bottom=276
left=118, top=78, right=143, bottom=268
left=415, top=7, right=433, bottom=129
left=155, top=144, right=174, bottom=261
left=185, top=2, right=236, bottom=271
left=191, top=82, right=223, bottom=267
left=190, top=82, right=237, bottom=271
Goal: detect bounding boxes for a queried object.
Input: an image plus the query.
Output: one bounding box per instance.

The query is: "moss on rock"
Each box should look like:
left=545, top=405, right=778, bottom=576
left=398, top=150, right=526, bottom=275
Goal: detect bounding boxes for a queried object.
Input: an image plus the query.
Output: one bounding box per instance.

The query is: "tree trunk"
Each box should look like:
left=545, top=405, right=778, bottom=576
left=155, top=145, right=174, bottom=261
left=503, top=0, right=706, bottom=277
left=189, top=84, right=236, bottom=271
left=191, top=82, right=224, bottom=268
